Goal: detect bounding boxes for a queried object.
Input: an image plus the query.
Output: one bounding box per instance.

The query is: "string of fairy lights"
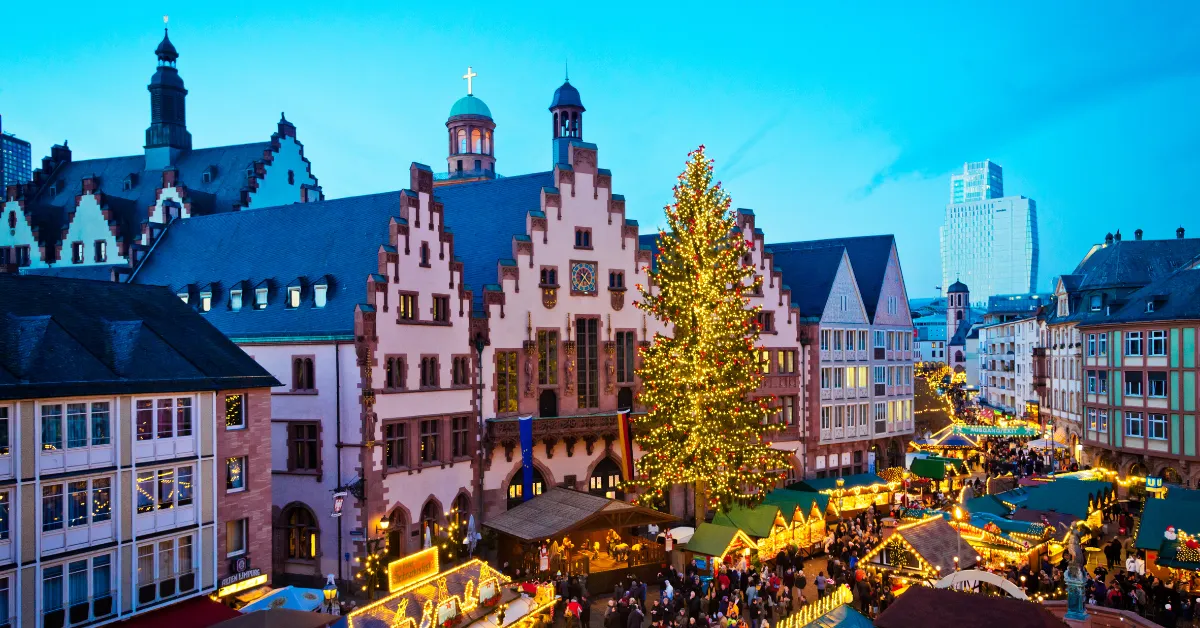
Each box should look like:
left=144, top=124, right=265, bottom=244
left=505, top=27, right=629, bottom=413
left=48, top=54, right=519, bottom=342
left=628, top=146, right=788, bottom=512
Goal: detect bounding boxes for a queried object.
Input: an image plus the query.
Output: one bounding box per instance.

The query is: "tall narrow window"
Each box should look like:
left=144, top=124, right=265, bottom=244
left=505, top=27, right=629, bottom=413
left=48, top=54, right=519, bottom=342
left=616, top=331, right=636, bottom=383
left=42, top=404, right=63, bottom=451
left=289, top=423, right=319, bottom=471
left=452, top=356, right=470, bottom=386
left=419, top=419, right=440, bottom=464
left=94, top=240, right=107, bottom=263
left=433, top=296, right=450, bottom=322
left=537, top=330, right=559, bottom=385
left=225, top=394, right=246, bottom=429
left=384, top=423, right=408, bottom=469
left=497, top=352, right=519, bottom=413
left=66, top=403, right=88, bottom=448
left=420, top=357, right=439, bottom=388
left=452, top=416, right=470, bottom=458
left=398, top=294, right=417, bottom=320
left=385, top=356, right=406, bottom=390
left=293, top=357, right=315, bottom=391
left=577, top=318, right=599, bottom=408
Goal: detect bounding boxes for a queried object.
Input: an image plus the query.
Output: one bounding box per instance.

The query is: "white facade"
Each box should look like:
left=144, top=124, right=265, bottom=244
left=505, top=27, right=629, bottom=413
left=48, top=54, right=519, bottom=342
left=940, top=196, right=1039, bottom=304
left=978, top=316, right=1039, bottom=414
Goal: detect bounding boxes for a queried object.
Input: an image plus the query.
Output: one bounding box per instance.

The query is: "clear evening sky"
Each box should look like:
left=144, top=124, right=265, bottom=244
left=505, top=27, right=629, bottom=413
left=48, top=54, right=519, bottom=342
left=3, top=2, right=1197, bottom=297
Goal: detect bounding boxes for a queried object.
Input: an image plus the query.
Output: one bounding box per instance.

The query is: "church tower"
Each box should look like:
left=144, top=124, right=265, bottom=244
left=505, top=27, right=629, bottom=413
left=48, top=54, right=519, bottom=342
left=144, top=26, right=192, bottom=170
left=946, top=280, right=970, bottom=339
left=444, top=66, right=496, bottom=184
left=549, top=76, right=584, bottom=165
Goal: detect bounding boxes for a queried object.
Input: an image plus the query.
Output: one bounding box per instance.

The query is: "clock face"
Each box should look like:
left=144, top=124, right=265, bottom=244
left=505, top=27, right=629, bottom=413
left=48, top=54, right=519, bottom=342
left=570, top=262, right=597, bottom=294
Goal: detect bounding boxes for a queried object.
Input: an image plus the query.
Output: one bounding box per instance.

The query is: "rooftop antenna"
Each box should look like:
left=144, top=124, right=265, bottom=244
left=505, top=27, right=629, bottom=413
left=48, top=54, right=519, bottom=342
left=565, top=60, right=569, bottom=82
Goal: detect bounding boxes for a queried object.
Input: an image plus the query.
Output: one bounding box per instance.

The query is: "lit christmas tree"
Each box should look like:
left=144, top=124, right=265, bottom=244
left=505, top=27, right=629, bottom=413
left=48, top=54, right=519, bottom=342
left=632, top=146, right=789, bottom=515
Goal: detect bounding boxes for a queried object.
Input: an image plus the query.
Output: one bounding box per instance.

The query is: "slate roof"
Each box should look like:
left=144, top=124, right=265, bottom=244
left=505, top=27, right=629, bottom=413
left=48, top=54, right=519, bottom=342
left=482, top=488, right=675, bottom=542
left=433, top=171, right=554, bottom=305
left=130, top=192, right=399, bottom=340
left=18, top=142, right=276, bottom=263
left=766, top=235, right=897, bottom=322
left=0, top=274, right=278, bottom=400
left=765, top=246, right=846, bottom=318
left=894, top=516, right=977, bottom=572
left=1082, top=263, right=1200, bottom=326
left=874, top=586, right=1063, bottom=628
left=985, top=293, right=1050, bottom=317
left=1061, top=237, right=1200, bottom=325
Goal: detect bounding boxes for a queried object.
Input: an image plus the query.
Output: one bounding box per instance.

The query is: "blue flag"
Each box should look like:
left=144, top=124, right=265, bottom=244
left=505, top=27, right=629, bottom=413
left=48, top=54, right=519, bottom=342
left=519, top=415, right=534, bottom=502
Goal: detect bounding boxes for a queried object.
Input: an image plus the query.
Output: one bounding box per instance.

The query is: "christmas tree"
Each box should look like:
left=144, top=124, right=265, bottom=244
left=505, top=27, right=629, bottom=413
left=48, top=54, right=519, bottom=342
left=632, top=146, right=789, bottom=515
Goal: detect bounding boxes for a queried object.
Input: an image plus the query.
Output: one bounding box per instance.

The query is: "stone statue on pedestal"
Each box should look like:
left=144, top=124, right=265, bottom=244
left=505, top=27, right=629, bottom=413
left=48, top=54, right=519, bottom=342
left=1064, top=524, right=1089, bottom=620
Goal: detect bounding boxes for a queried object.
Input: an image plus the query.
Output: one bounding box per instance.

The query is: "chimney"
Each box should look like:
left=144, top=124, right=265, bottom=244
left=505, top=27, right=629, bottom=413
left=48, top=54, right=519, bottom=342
left=1179, top=226, right=1187, bottom=239
left=1104, top=232, right=1114, bottom=246
left=1114, top=230, right=1122, bottom=242
left=50, top=142, right=72, bottom=166
left=82, top=175, right=97, bottom=195
left=1135, top=228, right=1143, bottom=241
left=277, top=112, right=296, bottom=139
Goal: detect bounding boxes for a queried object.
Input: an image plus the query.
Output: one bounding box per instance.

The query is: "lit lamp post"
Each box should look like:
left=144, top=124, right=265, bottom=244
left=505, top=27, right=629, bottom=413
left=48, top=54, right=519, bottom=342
left=953, top=506, right=963, bottom=570
left=323, top=574, right=339, bottom=615
left=835, top=477, right=846, bottom=520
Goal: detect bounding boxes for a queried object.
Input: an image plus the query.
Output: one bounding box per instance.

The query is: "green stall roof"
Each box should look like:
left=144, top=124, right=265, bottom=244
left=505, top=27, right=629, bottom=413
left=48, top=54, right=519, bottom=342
left=712, top=504, right=781, bottom=538
left=1136, top=492, right=1200, bottom=550
left=685, top=523, right=747, bottom=558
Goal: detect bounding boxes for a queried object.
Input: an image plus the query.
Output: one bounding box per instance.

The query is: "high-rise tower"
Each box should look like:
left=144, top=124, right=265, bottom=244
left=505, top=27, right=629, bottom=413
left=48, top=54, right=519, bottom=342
left=144, top=27, right=192, bottom=169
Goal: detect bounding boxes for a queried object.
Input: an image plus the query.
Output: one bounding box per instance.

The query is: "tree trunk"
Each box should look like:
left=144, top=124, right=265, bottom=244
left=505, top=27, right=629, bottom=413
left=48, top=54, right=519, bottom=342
left=694, top=480, right=707, bottom=527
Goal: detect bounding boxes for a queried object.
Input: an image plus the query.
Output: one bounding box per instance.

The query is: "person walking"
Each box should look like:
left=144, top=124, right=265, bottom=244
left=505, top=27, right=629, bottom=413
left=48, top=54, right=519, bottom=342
left=815, top=572, right=826, bottom=599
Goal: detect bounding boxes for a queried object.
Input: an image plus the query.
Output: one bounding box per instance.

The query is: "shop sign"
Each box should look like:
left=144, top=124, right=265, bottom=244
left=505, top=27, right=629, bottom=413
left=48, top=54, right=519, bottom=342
left=387, top=546, right=439, bottom=592
left=218, top=558, right=266, bottom=597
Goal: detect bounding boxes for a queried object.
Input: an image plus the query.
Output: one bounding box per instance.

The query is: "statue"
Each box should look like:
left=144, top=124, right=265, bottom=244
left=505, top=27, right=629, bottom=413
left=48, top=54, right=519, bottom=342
left=1064, top=524, right=1088, bottom=620
left=525, top=356, right=535, bottom=397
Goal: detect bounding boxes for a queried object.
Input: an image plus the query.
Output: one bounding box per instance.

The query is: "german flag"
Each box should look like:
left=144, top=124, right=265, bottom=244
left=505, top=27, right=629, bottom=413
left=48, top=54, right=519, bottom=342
left=616, top=410, right=635, bottom=480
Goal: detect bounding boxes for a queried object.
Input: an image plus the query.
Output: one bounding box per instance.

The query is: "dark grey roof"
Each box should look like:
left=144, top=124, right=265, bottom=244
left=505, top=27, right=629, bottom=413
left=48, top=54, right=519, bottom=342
left=549, top=81, right=585, bottom=110
left=765, top=245, right=846, bottom=318
left=434, top=171, right=555, bottom=304
left=21, top=142, right=275, bottom=262
left=947, top=280, right=968, bottom=293
left=24, top=264, right=124, bottom=281
left=130, top=192, right=399, bottom=340
left=1082, top=264, right=1200, bottom=326
left=1071, top=238, right=1200, bottom=290
left=0, top=274, right=279, bottom=400
left=765, top=235, right=896, bottom=322
left=985, top=293, right=1050, bottom=317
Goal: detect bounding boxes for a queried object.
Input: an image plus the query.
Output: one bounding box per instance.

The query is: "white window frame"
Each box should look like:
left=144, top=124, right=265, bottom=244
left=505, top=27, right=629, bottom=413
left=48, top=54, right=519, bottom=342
left=40, top=551, right=116, bottom=626
left=230, top=289, right=243, bottom=311
left=226, top=519, right=248, bottom=557
left=1125, top=411, right=1143, bottom=438
left=1125, top=331, right=1143, bottom=357
left=1149, top=330, right=1167, bottom=356
left=134, top=396, right=193, bottom=442
left=1148, top=414, right=1168, bottom=441
left=314, top=284, right=328, bottom=308
left=136, top=464, right=194, bottom=514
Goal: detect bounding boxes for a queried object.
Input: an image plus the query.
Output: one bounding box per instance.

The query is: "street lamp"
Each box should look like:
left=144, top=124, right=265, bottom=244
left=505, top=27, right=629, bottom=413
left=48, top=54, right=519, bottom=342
left=835, top=477, right=846, bottom=520
left=953, top=506, right=963, bottom=570
left=361, top=517, right=390, bottom=600
left=323, top=573, right=339, bottom=615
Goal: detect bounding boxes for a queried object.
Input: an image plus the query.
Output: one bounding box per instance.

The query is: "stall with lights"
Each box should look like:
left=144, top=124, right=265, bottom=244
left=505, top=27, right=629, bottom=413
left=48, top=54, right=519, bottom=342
left=683, top=523, right=759, bottom=574
left=762, top=490, right=832, bottom=556
left=860, top=516, right=977, bottom=591
left=1132, top=487, right=1200, bottom=587
left=909, top=456, right=969, bottom=494
left=911, top=424, right=981, bottom=459
left=712, top=504, right=793, bottom=561
left=785, top=473, right=899, bottom=517
left=949, top=513, right=1056, bottom=571
left=347, top=549, right=557, bottom=628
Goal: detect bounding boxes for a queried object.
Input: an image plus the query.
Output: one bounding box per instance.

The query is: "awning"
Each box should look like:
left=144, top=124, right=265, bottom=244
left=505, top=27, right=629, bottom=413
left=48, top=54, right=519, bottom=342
left=116, top=595, right=241, bottom=628
left=483, top=487, right=677, bottom=542
left=238, top=586, right=326, bottom=613
left=910, top=457, right=967, bottom=481
left=803, top=604, right=874, bottom=628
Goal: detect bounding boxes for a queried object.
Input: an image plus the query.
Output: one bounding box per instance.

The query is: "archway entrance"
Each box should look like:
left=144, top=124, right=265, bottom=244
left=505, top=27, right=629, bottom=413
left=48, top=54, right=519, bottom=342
left=507, top=467, right=546, bottom=510
left=539, top=389, right=558, bottom=418
left=617, top=387, right=634, bottom=411
left=589, top=457, right=624, bottom=500
left=386, top=508, right=409, bottom=560
left=1163, top=467, right=1184, bottom=485
left=887, top=439, right=902, bottom=468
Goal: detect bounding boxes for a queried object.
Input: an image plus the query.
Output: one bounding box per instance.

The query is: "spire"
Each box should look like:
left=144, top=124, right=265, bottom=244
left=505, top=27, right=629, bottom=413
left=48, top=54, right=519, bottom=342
left=145, top=17, right=191, bottom=167
left=156, top=17, right=178, bottom=65
left=565, top=60, right=569, bottom=82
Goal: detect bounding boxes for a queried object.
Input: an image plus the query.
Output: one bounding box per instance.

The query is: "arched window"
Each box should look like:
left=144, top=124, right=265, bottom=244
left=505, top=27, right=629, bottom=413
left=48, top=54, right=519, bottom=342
left=457, top=129, right=467, bottom=154
left=484, top=131, right=492, bottom=155
left=507, top=467, right=545, bottom=510
left=589, top=458, right=624, bottom=500
left=471, top=129, right=482, bottom=153
left=286, top=507, right=318, bottom=560
left=954, top=350, right=964, bottom=363
left=955, top=310, right=963, bottom=321
left=450, top=493, right=470, bottom=531
left=293, top=357, right=314, bottom=391
left=421, top=500, right=441, bottom=539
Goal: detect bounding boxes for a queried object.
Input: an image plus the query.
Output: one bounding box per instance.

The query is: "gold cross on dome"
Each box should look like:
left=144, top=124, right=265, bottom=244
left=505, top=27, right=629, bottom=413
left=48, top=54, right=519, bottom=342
left=163, top=15, right=169, bottom=25
left=463, top=66, right=477, bottom=95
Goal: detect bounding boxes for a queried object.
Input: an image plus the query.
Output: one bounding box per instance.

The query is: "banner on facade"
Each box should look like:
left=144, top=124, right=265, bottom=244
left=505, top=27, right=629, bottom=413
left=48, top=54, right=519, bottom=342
left=519, top=415, right=535, bottom=502
left=617, top=410, right=636, bottom=481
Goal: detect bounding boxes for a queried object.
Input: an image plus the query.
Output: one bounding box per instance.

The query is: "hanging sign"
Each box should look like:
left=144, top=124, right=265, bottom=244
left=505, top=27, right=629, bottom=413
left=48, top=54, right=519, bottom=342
left=332, top=492, right=347, bottom=518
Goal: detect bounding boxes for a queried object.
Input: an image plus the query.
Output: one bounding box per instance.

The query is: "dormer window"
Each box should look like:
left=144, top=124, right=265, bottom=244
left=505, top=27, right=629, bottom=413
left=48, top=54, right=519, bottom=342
left=47, top=181, right=59, bottom=196
left=1090, top=295, right=1102, bottom=311
left=1146, top=300, right=1155, bottom=313
left=288, top=286, right=301, bottom=308
left=230, top=289, right=243, bottom=311
left=201, top=166, right=216, bottom=184
left=122, top=174, right=137, bottom=191
left=314, top=284, right=328, bottom=308
left=200, top=290, right=212, bottom=312
left=255, top=287, right=268, bottom=309
left=246, top=168, right=256, bottom=181
left=177, top=291, right=189, bottom=304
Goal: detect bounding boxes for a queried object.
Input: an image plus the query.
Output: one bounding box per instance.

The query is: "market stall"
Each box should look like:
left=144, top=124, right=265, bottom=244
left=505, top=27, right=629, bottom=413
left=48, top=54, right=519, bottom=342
left=763, top=490, right=832, bottom=556
left=1133, top=487, right=1200, bottom=587
left=949, top=513, right=1057, bottom=572
left=347, top=553, right=556, bottom=628
left=682, top=523, right=758, bottom=576
left=909, top=456, right=969, bottom=494
left=482, top=488, right=677, bottom=594
left=785, top=473, right=898, bottom=517
left=912, top=424, right=981, bottom=458
left=860, top=516, right=977, bottom=591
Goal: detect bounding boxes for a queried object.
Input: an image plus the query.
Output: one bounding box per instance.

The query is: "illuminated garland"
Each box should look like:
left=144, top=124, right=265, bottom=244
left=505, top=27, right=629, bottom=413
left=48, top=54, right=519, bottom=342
left=629, top=147, right=788, bottom=511
left=776, top=585, right=852, bottom=628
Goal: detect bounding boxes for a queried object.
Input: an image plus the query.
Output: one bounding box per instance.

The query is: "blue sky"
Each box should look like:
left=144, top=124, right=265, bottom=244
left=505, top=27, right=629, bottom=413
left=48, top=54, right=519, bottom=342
left=3, top=1, right=1197, bottom=297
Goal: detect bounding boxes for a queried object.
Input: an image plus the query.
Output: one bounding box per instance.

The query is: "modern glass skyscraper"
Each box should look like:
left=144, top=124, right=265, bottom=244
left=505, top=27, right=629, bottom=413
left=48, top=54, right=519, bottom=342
left=0, top=115, right=33, bottom=187
left=950, top=160, right=1003, bottom=204
left=940, top=195, right=1039, bottom=304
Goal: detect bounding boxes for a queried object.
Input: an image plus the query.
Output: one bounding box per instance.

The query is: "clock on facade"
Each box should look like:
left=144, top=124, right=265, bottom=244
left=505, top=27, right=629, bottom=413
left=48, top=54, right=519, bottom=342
left=570, top=262, right=597, bottom=294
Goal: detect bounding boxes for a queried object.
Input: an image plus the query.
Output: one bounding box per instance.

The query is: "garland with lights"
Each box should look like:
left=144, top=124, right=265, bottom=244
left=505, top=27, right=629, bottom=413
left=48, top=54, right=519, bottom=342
left=630, top=146, right=788, bottom=513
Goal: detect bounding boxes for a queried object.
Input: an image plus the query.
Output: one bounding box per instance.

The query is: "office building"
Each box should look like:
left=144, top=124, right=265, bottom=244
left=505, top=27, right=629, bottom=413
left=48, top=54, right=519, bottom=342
left=950, top=160, right=1003, bottom=204
left=940, top=195, right=1039, bottom=305
left=0, top=115, right=32, bottom=188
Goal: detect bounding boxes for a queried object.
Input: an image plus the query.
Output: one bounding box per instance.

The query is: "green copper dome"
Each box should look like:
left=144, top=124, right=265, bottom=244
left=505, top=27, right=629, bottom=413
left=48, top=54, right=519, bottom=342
left=449, top=95, right=492, bottom=119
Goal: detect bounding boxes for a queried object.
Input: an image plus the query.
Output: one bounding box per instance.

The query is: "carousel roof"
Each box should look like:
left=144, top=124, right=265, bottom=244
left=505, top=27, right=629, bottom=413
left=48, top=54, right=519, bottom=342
left=922, top=424, right=981, bottom=449
left=1136, top=488, right=1200, bottom=550
left=482, top=488, right=677, bottom=542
